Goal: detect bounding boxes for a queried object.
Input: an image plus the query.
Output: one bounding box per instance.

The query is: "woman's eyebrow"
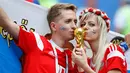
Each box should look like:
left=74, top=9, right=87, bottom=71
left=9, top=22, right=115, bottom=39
left=88, top=21, right=95, bottom=23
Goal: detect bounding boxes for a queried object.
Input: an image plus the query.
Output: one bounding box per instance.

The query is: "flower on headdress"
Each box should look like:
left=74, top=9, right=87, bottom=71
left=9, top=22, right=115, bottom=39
left=95, top=11, right=101, bottom=15
left=88, top=8, right=93, bottom=12
left=103, top=15, right=108, bottom=20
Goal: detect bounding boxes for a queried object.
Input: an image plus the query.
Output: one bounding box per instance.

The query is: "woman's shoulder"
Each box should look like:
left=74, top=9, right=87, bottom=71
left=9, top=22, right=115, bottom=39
left=106, top=43, right=124, bottom=53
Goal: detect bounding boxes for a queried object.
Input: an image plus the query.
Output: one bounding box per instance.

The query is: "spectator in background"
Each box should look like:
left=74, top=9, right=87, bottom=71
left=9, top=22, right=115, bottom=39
left=114, top=0, right=130, bottom=35
left=125, top=33, right=130, bottom=48
left=110, top=36, right=125, bottom=45
left=110, top=36, right=129, bottom=52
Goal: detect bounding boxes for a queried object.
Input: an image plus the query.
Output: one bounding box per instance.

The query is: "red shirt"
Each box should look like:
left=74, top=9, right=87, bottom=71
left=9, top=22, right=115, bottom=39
left=16, top=27, right=78, bottom=73
left=88, top=44, right=127, bottom=73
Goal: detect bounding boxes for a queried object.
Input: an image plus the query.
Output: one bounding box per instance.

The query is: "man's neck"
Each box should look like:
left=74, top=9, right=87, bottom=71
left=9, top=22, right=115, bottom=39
left=51, top=35, right=65, bottom=48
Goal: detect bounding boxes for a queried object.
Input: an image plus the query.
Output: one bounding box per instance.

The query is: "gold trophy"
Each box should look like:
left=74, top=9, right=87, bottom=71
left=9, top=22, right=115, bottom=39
left=74, top=28, right=85, bottom=48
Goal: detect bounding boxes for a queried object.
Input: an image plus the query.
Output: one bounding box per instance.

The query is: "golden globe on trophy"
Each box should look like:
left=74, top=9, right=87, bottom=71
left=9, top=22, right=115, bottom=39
left=74, top=28, right=85, bottom=48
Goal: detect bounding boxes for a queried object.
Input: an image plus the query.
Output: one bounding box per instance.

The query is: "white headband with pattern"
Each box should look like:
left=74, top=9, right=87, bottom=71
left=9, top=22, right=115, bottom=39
left=79, top=7, right=110, bottom=32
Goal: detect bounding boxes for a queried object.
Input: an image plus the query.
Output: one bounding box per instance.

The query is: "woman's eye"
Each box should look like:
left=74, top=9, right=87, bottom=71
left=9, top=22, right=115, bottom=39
left=80, top=22, right=86, bottom=27
left=89, top=23, right=95, bottom=27
left=74, top=20, right=77, bottom=24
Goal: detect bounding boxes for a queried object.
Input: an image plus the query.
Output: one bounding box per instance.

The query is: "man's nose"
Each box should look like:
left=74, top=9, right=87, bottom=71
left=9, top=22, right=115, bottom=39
left=72, top=24, right=77, bottom=30
left=72, top=21, right=77, bottom=29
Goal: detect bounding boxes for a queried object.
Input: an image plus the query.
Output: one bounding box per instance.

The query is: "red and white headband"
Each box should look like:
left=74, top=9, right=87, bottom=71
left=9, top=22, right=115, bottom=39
left=80, top=7, right=110, bottom=32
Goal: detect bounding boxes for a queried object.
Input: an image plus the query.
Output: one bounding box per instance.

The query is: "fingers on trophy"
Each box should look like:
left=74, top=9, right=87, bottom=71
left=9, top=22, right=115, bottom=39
left=74, top=28, right=85, bottom=49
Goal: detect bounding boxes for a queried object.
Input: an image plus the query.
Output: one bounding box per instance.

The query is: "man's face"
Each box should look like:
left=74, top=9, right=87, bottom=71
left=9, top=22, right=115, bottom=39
left=54, top=10, right=77, bottom=41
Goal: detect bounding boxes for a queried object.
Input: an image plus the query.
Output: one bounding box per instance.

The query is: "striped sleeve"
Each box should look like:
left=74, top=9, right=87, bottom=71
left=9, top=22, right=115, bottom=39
left=106, top=44, right=127, bottom=73
left=16, top=27, right=44, bottom=54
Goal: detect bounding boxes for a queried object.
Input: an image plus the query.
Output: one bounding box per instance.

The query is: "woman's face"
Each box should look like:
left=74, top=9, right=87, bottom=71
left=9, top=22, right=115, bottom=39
left=80, top=14, right=101, bottom=41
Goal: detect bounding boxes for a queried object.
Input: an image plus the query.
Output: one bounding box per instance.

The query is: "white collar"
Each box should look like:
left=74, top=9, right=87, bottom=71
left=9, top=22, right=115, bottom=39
left=49, top=39, right=68, bottom=73
left=49, top=39, right=64, bottom=52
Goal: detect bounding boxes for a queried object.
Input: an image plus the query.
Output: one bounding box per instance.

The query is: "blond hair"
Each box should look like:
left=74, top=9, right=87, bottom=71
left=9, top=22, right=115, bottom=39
left=95, top=15, right=109, bottom=72
left=47, top=3, right=77, bottom=32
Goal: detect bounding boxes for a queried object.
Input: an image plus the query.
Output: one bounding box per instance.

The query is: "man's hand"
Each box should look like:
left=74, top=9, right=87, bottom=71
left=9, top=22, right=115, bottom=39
left=0, top=7, right=19, bottom=40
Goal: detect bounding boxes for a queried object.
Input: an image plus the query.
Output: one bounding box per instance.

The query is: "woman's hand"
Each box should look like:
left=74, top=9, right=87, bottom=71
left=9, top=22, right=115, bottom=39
left=72, top=47, right=88, bottom=68
left=72, top=47, right=96, bottom=73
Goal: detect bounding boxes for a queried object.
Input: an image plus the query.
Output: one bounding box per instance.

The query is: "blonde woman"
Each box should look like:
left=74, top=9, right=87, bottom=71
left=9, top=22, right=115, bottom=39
left=72, top=7, right=127, bottom=73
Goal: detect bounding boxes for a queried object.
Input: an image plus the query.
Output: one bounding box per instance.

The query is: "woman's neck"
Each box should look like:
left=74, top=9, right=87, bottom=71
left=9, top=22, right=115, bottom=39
left=89, top=40, right=99, bottom=54
left=88, top=40, right=99, bottom=64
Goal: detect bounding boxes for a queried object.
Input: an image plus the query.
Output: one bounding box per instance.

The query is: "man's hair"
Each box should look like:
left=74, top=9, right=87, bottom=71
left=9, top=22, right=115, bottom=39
left=47, top=3, right=77, bottom=28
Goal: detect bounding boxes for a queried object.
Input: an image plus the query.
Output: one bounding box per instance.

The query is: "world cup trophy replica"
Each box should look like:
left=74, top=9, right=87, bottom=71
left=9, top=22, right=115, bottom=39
left=74, top=28, right=85, bottom=48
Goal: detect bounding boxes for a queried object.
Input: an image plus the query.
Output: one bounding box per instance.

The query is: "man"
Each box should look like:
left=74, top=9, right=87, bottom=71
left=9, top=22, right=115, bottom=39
left=0, top=3, right=78, bottom=73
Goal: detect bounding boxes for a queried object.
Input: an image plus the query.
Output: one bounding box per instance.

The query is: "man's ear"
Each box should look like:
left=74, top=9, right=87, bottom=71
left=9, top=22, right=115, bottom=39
left=50, top=22, right=56, bottom=32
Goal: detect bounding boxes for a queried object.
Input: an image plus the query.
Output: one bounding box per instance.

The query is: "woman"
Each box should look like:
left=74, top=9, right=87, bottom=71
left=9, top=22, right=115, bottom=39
left=72, top=7, right=127, bottom=73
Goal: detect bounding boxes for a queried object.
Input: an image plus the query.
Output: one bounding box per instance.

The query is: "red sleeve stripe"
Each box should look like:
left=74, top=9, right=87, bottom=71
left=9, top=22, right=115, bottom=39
left=33, top=32, right=44, bottom=51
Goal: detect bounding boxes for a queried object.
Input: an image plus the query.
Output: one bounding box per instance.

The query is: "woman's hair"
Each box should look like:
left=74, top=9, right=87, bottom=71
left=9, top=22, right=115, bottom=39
left=79, top=11, right=110, bottom=72
left=95, top=14, right=109, bottom=72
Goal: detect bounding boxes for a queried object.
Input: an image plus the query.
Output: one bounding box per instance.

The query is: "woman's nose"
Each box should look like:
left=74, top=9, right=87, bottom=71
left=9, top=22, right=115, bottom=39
left=83, top=27, right=88, bottom=31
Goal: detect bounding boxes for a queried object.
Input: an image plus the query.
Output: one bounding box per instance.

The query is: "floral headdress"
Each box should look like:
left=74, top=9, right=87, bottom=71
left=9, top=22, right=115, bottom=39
left=79, top=7, right=110, bottom=32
